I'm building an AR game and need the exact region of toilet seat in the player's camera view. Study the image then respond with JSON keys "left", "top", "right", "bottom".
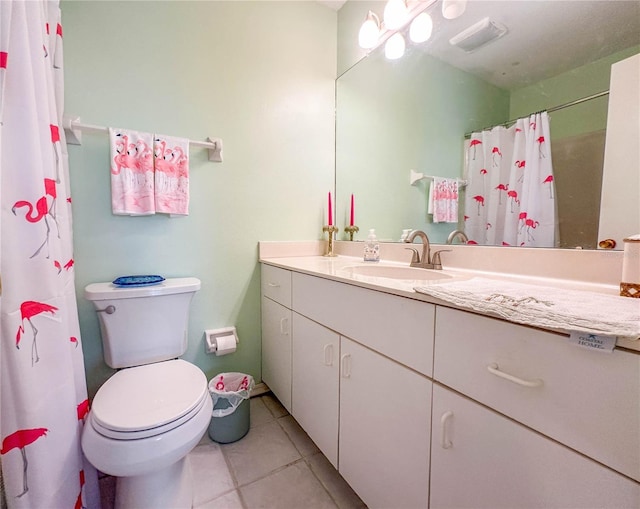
{"left": 91, "top": 359, "right": 209, "bottom": 440}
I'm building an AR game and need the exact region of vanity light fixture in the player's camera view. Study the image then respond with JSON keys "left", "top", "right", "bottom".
{"left": 356, "top": 0, "right": 443, "bottom": 58}
{"left": 358, "top": 11, "right": 381, "bottom": 49}
{"left": 384, "top": 0, "right": 410, "bottom": 30}
{"left": 409, "top": 12, "right": 433, "bottom": 43}
{"left": 385, "top": 32, "right": 406, "bottom": 60}
{"left": 441, "top": 0, "right": 467, "bottom": 20}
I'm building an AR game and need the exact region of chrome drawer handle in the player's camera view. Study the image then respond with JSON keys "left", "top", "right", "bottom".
{"left": 487, "top": 363, "right": 543, "bottom": 388}
{"left": 267, "top": 282, "right": 280, "bottom": 288}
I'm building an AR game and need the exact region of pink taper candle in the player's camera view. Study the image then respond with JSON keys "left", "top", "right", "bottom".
{"left": 350, "top": 194, "right": 354, "bottom": 226}
{"left": 328, "top": 192, "right": 333, "bottom": 226}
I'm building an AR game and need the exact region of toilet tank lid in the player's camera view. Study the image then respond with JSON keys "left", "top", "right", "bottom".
{"left": 84, "top": 277, "right": 201, "bottom": 301}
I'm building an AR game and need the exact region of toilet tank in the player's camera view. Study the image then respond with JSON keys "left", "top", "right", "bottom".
{"left": 84, "top": 277, "right": 201, "bottom": 369}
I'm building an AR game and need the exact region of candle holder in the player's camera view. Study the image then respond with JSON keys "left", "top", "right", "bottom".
{"left": 344, "top": 225, "right": 359, "bottom": 241}
{"left": 322, "top": 225, "right": 339, "bottom": 257}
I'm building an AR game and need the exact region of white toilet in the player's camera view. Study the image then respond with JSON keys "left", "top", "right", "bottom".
{"left": 82, "top": 277, "right": 213, "bottom": 509}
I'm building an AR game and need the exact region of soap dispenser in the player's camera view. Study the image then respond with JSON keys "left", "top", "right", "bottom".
{"left": 364, "top": 229, "right": 380, "bottom": 262}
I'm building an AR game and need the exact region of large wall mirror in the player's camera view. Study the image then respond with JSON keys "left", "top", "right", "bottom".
{"left": 335, "top": 0, "right": 639, "bottom": 249}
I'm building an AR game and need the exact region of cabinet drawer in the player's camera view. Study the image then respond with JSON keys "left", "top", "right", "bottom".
{"left": 261, "top": 264, "right": 292, "bottom": 308}
{"left": 292, "top": 272, "right": 435, "bottom": 377}
{"left": 434, "top": 306, "right": 640, "bottom": 482}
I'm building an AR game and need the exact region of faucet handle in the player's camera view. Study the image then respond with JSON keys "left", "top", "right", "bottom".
{"left": 431, "top": 249, "right": 452, "bottom": 270}
{"left": 404, "top": 247, "right": 421, "bottom": 264}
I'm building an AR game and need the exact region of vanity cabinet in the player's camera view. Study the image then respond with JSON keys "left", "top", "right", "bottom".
{"left": 260, "top": 262, "right": 639, "bottom": 508}
{"left": 261, "top": 265, "right": 293, "bottom": 412}
{"left": 430, "top": 384, "right": 639, "bottom": 508}
{"left": 434, "top": 306, "right": 640, "bottom": 483}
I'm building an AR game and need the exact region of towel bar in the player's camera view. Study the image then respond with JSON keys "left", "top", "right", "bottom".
{"left": 62, "top": 115, "right": 223, "bottom": 162}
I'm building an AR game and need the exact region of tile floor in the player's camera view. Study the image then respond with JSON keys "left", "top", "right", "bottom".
{"left": 99, "top": 393, "right": 367, "bottom": 509}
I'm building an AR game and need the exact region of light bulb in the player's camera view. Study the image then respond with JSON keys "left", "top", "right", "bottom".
{"left": 409, "top": 12, "right": 433, "bottom": 43}
{"left": 442, "top": 0, "right": 467, "bottom": 20}
{"left": 358, "top": 11, "right": 381, "bottom": 49}
{"left": 383, "top": 0, "right": 409, "bottom": 30}
{"left": 385, "top": 33, "right": 405, "bottom": 60}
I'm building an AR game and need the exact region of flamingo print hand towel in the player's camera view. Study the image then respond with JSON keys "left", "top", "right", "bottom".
{"left": 154, "top": 135, "right": 190, "bottom": 216}
{"left": 109, "top": 128, "right": 155, "bottom": 215}
{"left": 431, "top": 177, "right": 458, "bottom": 223}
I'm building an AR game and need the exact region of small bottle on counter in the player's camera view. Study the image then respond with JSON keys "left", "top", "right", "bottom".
{"left": 400, "top": 229, "right": 411, "bottom": 242}
{"left": 364, "top": 229, "right": 380, "bottom": 262}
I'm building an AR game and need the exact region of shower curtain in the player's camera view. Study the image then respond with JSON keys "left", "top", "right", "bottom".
{"left": 464, "top": 112, "right": 557, "bottom": 247}
{"left": 0, "top": 2, "right": 98, "bottom": 508}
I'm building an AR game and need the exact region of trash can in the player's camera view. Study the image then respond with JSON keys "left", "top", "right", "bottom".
{"left": 208, "top": 372, "right": 255, "bottom": 444}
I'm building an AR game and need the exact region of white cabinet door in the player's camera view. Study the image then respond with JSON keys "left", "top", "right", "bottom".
{"left": 261, "top": 296, "right": 292, "bottom": 412}
{"left": 431, "top": 384, "right": 640, "bottom": 509}
{"left": 339, "top": 337, "right": 431, "bottom": 509}
{"left": 291, "top": 313, "right": 339, "bottom": 467}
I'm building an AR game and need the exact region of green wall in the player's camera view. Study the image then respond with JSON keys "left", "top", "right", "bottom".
{"left": 336, "top": 46, "right": 509, "bottom": 242}
{"left": 510, "top": 46, "right": 640, "bottom": 139}
{"left": 62, "top": 1, "right": 336, "bottom": 397}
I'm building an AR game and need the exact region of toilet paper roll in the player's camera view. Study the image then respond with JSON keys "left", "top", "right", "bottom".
{"left": 214, "top": 333, "right": 237, "bottom": 356}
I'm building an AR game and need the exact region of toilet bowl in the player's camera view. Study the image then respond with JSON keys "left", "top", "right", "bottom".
{"left": 82, "top": 359, "right": 212, "bottom": 508}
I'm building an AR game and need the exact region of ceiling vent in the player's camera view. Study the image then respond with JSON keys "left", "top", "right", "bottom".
{"left": 449, "top": 17, "right": 508, "bottom": 52}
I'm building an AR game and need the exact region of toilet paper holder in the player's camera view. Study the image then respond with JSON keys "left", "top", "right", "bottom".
{"left": 205, "top": 327, "right": 239, "bottom": 355}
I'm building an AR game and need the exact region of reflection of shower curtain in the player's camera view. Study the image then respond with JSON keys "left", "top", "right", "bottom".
{"left": 0, "top": 2, "right": 98, "bottom": 507}
{"left": 464, "top": 112, "right": 557, "bottom": 247}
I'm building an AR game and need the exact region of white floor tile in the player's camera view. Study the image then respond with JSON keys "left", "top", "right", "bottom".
{"left": 262, "top": 394, "right": 288, "bottom": 418}
{"left": 241, "top": 461, "right": 338, "bottom": 509}
{"left": 306, "top": 452, "right": 367, "bottom": 509}
{"left": 278, "top": 415, "right": 320, "bottom": 458}
{"left": 189, "top": 442, "right": 235, "bottom": 506}
{"left": 250, "top": 397, "right": 275, "bottom": 428}
{"left": 194, "top": 489, "right": 244, "bottom": 509}
{"left": 222, "top": 420, "right": 301, "bottom": 486}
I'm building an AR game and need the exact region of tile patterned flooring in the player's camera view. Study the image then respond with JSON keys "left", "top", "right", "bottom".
{"left": 99, "top": 394, "right": 367, "bottom": 509}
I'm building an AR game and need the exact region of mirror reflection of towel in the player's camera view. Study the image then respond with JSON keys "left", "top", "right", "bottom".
{"left": 430, "top": 178, "right": 458, "bottom": 223}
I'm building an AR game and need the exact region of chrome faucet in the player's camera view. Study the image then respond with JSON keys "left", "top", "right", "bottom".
{"left": 404, "top": 230, "right": 451, "bottom": 270}
{"left": 446, "top": 229, "right": 469, "bottom": 245}
{"left": 404, "top": 230, "right": 434, "bottom": 269}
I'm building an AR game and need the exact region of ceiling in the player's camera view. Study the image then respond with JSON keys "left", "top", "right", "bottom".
{"left": 326, "top": 1, "right": 640, "bottom": 90}
{"left": 422, "top": 0, "right": 640, "bottom": 89}
{"left": 316, "top": 0, "right": 347, "bottom": 10}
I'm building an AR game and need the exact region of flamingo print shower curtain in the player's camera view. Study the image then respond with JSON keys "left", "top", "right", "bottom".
{"left": 0, "top": 2, "right": 98, "bottom": 507}
{"left": 464, "top": 112, "right": 557, "bottom": 247}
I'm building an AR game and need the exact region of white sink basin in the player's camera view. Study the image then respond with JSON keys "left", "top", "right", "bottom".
{"left": 342, "top": 265, "right": 454, "bottom": 282}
